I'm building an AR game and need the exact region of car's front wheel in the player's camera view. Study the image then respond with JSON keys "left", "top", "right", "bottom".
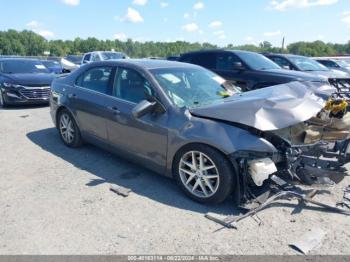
{"left": 173, "top": 144, "right": 235, "bottom": 204}
{"left": 58, "top": 109, "right": 82, "bottom": 148}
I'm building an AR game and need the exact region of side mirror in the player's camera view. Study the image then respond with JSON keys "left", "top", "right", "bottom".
{"left": 132, "top": 100, "right": 157, "bottom": 118}
{"left": 232, "top": 62, "right": 245, "bottom": 71}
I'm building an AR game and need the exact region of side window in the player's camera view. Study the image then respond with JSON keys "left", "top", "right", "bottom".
{"left": 180, "top": 55, "right": 193, "bottom": 63}
{"left": 216, "top": 53, "right": 241, "bottom": 70}
{"left": 113, "top": 68, "right": 153, "bottom": 104}
{"left": 322, "top": 61, "right": 337, "bottom": 68}
{"left": 76, "top": 67, "right": 113, "bottom": 94}
{"left": 191, "top": 53, "right": 216, "bottom": 69}
{"left": 270, "top": 57, "right": 292, "bottom": 69}
{"left": 83, "top": 54, "right": 91, "bottom": 62}
{"left": 91, "top": 53, "right": 101, "bottom": 62}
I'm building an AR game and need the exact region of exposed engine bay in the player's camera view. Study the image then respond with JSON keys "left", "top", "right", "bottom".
{"left": 241, "top": 97, "right": 350, "bottom": 205}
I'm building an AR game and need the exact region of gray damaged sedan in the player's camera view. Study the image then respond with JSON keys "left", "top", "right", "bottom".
{"left": 50, "top": 60, "right": 350, "bottom": 204}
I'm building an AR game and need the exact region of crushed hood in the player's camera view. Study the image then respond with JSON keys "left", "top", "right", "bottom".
{"left": 190, "top": 81, "right": 325, "bottom": 131}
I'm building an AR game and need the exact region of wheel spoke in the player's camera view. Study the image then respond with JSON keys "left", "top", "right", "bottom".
{"left": 192, "top": 179, "right": 200, "bottom": 192}
{"left": 186, "top": 174, "right": 196, "bottom": 185}
{"left": 203, "top": 177, "right": 215, "bottom": 193}
{"left": 198, "top": 180, "right": 209, "bottom": 196}
{"left": 192, "top": 152, "right": 197, "bottom": 169}
{"left": 205, "top": 175, "right": 219, "bottom": 179}
{"left": 202, "top": 165, "right": 216, "bottom": 171}
{"left": 199, "top": 153, "right": 205, "bottom": 171}
{"left": 180, "top": 160, "right": 195, "bottom": 170}
{"left": 179, "top": 168, "right": 196, "bottom": 177}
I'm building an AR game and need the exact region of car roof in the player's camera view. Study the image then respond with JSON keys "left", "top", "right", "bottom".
{"left": 264, "top": 53, "right": 305, "bottom": 58}
{"left": 86, "top": 51, "right": 125, "bottom": 54}
{"left": 0, "top": 58, "right": 43, "bottom": 62}
{"left": 181, "top": 49, "right": 257, "bottom": 56}
{"left": 315, "top": 58, "right": 337, "bottom": 62}
{"left": 87, "top": 59, "right": 200, "bottom": 70}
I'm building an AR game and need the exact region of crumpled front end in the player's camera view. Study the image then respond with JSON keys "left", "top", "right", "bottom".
{"left": 231, "top": 99, "right": 350, "bottom": 204}
{"left": 191, "top": 81, "right": 350, "bottom": 202}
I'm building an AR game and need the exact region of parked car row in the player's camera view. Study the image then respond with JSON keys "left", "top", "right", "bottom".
{"left": 315, "top": 58, "right": 350, "bottom": 75}
{"left": 2, "top": 50, "right": 350, "bottom": 205}
{"left": 177, "top": 50, "right": 327, "bottom": 91}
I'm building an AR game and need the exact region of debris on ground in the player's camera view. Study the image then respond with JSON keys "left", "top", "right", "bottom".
{"left": 19, "top": 115, "right": 30, "bottom": 118}
{"left": 110, "top": 184, "right": 132, "bottom": 197}
{"left": 289, "top": 228, "right": 326, "bottom": 254}
{"left": 337, "top": 185, "right": 350, "bottom": 209}
{"left": 205, "top": 176, "right": 350, "bottom": 230}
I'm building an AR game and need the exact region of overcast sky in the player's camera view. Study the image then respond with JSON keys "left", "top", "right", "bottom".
{"left": 1, "top": 0, "right": 349, "bottom": 46}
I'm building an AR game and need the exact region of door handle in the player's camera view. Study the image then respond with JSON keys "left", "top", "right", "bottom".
{"left": 109, "top": 106, "right": 121, "bottom": 115}
{"left": 68, "top": 93, "right": 77, "bottom": 99}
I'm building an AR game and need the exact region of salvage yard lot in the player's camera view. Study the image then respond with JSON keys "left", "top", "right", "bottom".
{"left": 1, "top": 106, "right": 350, "bottom": 255}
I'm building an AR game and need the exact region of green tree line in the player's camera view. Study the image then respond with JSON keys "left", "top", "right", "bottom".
{"left": 0, "top": 29, "right": 349, "bottom": 58}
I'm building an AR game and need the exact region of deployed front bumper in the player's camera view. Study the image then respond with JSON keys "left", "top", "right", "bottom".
{"left": 231, "top": 139, "right": 350, "bottom": 203}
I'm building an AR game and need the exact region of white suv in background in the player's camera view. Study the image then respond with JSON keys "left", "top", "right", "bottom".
{"left": 81, "top": 51, "right": 128, "bottom": 64}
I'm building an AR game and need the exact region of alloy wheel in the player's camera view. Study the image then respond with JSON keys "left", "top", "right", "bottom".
{"left": 59, "top": 113, "right": 75, "bottom": 144}
{"left": 179, "top": 151, "right": 220, "bottom": 198}
{"left": 0, "top": 90, "right": 4, "bottom": 107}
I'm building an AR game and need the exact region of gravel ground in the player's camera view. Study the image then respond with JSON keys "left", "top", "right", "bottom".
{"left": 1, "top": 106, "right": 350, "bottom": 255}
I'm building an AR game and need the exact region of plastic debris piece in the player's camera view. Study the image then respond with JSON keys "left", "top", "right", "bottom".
{"left": 289, "top": 228, "right": 326, "bottom": 254}
{"left": 110, "top": 184, "right": 132, "bottom": 197}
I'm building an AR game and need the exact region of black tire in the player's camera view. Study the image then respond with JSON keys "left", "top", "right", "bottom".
{"left": 173, "top": 144, "right": 236, "bottom": 204}
{"left": 57, "top": 109, "right": 83, "bottom": 148}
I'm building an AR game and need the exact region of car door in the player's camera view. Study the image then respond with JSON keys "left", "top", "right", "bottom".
{"left": 213, "top": 52, "right": 249, "bottom": 90}
{"left": 104, "top": 66, "right": 168, "bottom": 172}
{"left": 72, "top": 66, "right": 115, "bottom": 143}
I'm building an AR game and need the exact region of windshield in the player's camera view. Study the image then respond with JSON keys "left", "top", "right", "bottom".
{"left": 151, "top": 68, "right": 240, "bottom": 108}
{"left": 0, "top": 60, "right": 50, "bottom": 74}
{"left": 340, "top": 58, "right": 350, "bottom": 65}
{"left": 42, "top": 60, "right": 60, "bottom": 67}
{"left": 236, "top": 52, "right": 281, "bottom": 70}
{"left": 66, "top": 55, "right": 82, "bottom": 65}
{"left": 289, "top": 56, "right": 328, "bottom": 71}
{"left": 101, "top": 52, "right": 126, "bottom": 60}
{"left": 336, "top": 60, "right": 350, "bottom": 67}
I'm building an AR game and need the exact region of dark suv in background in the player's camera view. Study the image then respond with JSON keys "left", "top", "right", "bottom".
{"left": 178, "top": 50, "right": 325, "bottom": 91}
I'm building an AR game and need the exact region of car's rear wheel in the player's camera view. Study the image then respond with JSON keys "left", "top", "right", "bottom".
{"left": 0, "top": 89, "right": 7, "bottom": 108}
{"left": 58, "top": 109, "right": 82, "bottom": 148}
{"left": 174, "top": 144, "right": 235, "bottom": 204}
